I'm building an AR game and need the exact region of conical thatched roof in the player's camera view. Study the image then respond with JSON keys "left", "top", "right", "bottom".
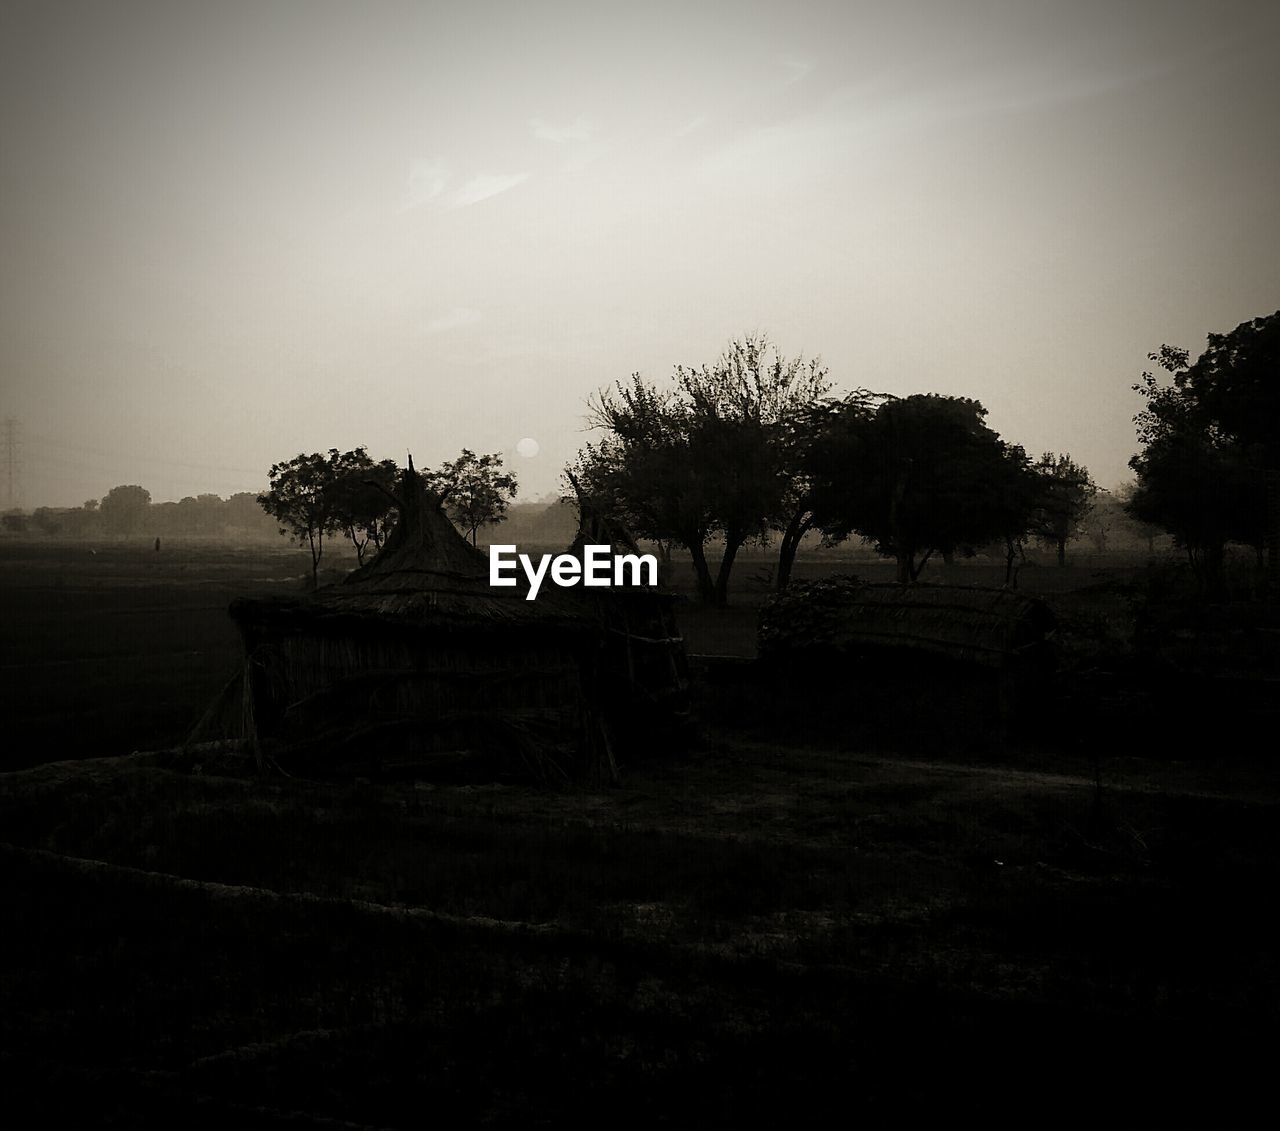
{"left": 346, "top": 459, "right": 491, "bottom": 583}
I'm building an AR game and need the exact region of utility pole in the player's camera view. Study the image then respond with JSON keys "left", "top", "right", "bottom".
{"left": 2, "top": 417, "right": 19, "bottom": 509}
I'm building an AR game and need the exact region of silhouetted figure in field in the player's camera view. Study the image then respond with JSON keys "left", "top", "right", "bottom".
{"left": 154, "top": 537, "right": 161, "bottom": 552}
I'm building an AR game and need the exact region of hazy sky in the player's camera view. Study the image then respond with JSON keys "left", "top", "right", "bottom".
{"left": 2, "top": 0, "right": 1278, "bottom": 506}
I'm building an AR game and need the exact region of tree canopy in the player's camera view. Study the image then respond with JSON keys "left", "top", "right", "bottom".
{"left": 426, "top": 449, "right": 518, "bottom": 546}
{"left": 1127, "top": 332, "right": 1270, "bottom": 594}
{"left": 258, "top": 451, "right": 344, "bottom": 588}
{"left": 574, "top": 334, "right": 831, "bottom": 603}
{"left": 99, "top": 484, "right": 152, "bottom": 537}
{"left": 1028, "top": 453, "right": 1097, "bottom": 566}
{"left": 328, "top": 449, "right": 400, "bottom": 564}
{"left": 807, "top": 394, "right": 1033, "bottom": 584}
{"left": 1176, "top": 310, "right": 1280, "bottom": 465}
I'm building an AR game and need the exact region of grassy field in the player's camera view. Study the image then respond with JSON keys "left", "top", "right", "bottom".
{"left": 0, "top": 535, "right": 1160, "bottom": 766}
{"left": 2, "top": 537, "right": 1277, "bottom": 1122}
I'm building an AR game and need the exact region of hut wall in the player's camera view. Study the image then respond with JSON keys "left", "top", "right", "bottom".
{"left": 244, "top": 622, "right": 590, "bottom": 767}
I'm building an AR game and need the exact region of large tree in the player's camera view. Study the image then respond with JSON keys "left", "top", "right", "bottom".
{"left": 1028, "top": 452, "right": 1097, "bottom": 566}
{"left": 1173, "top": 311, "right": 1280, "bottom": 590}
{"left": 227, "top": 491, "right": 282, "bottom": 538}
{"left": 1128, "top": 341, "right": 1267, "bottom": 595}
{"left": 258, "top": 451, "right": 344, "bottom": 588}
{"left": 329, "top": 448, "right": 400, "bottom": 564}
{"left": 807, "top": 394, "right": 1032, "bottom": 584}
{"left": 99, "top": 484, "right": 152, "bottom": 537}
{"left": 773, "top": 390, "right": 883, "bottom": 591}
{"left": 576, "top": 335, "right": 831, "bottom": 604}
{"left": 175, "top": 493, "right": 228, "bottom": 536}
{"left": 573, "top": 376, "right": 718, "bottom": 598}
{"left": 427, "top": 449, "right": 518, "bottom": 546}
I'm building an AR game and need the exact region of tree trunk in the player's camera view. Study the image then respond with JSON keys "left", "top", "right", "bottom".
{"left": 1056, "top": 537, "right": 1066, "bottom": 567}
{"left": 654, "top": 539, "right": 673, "bottom": 585}
{"left": 1004, "top": 537, "right": 1024, "bottom": 589}
{"left": 775, "top": 511, "right": 812, "bottom": 592}
{"left": 348, "top": 526, "right": 367, "bottom": 566}
{"left": 688, "top": 540, "right": 716, "bottom": 603}
{"left": 895, "top": 550, "right": 913, "bottom": 585}
{"left": 910, "top": 548, "right": 934, "bottom": 582}
{"left": 1190, "top": 540, "right": 1226, "bottom": 600}
{"left": 714, "top": 534, "right": 744, "bottom": 607}
{"left": 307, "top": 528, "right": 321, "bottom": 590}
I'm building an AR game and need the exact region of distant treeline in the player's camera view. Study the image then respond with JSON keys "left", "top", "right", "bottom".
{"left": 0, "top": 490, "right": 584, "bottom": 547}
{"left": 2, "top": 490, "right": 278, "bottom": 540}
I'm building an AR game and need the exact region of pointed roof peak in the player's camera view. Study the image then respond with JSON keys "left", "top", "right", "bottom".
{"left": 337, "top": 461, "right": 488, "bottom": 591}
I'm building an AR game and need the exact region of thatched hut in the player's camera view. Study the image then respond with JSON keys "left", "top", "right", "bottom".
{"left": 226, "top": 464, "right": 688, "bottom": 782}
{"left": 756, "top": 577, "right": 1057, "bottom": 736}
{"left": 759, "top": 577, "right": 1056, "bottom": 671}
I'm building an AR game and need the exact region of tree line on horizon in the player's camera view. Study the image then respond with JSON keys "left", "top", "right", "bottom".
{"left": 2, "top": 489, "right": 277, "bottom": 541}
{"left": 569, "top": 310, "right": 1278, "bottom": 603}
{"left": 571, "top": 334, "right": 1105, "bottom": 603}
{"left": 5, "top": 309, "right": 1274, "bottom": 601}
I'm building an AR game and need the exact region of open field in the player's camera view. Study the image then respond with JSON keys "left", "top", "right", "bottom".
{"left": 3, "top": 538, "right": 1278, "bottom": 1121}
{"left": 0, "top": 540, "right": 318, "bottom": 769}
{"left": 1, "top": 536, "right": 1169, "bottom": 767}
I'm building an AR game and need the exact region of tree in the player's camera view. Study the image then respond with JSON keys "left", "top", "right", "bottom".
{"left": 576, "top": 334, "right": 832, "bottom": 604}
{"left": 329, "top": 449, "right": 400, "bottom": 564}
{"left": 1177, "top": 311, "right": 1280, "bottom": 462}
{"left": 988, "top": 443, "right": 1042, "bottom": 588}
{"left": 227, "top": 491, "right": 282, "bottom": 538}
{"left": 573, "top": 377, "right": 718, "bottom": 598}
{"left": 763, "top": 391, "right": 884, "bottom": 589}
{"left": 1128, "top": 343, "right": 1267, "bottom": 596}
{"left": 807, "top": 394, "right": 1031, "bottom": 584}
{"left": 258, "top": 451, "right": 343, "bottom": 588}
{"left": 32, "top": 507, "right": 63, "bottom": 536}
{"left": 1028, "top": 453, "right": 1097, "bottom": 566}
{"left": 1173, "top": 310, "right": 1280, "bottom": 590}
{"left": 679, "top": 337, "right": 832, "bottom": 602}
{"left": 1113, "top": 480, "right": 1162, "bottom": 557}
{"left": 99, "top": 485, "right": 152, "bottom": 537}
{"left": 1082, "top": 487, "right": 1116, "bottom": 554}
{"left": 426, "top": 449, "right": 518, "bottom": 546}
{"left": 174, "top": 493, "right": 227, "bottom": 535}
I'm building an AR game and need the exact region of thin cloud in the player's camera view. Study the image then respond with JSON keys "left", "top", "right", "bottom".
{"left": 420, "top": 307, "right": 481, "bottom": 336}
{"left": 400, "top": 157, "right": 449, "bottom": 211}
{"left": 530, "top": 116, "right": 596, "bottom": 142}
{"left": 779, "top": 58, "right": 814, "bottom": 86}
{"left": 448, "top": 172, "right": 529, "bottom": 208}
{"left": 672, "top": 114, "right": 709, "bottom": 138}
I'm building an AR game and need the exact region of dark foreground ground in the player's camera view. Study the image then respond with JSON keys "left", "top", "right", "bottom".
{"left": 2, "top": 539, "right": 1278, "bottom": 1122}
